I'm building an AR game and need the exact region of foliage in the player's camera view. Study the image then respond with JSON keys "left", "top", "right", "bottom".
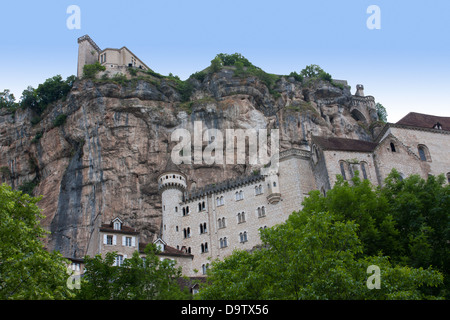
{"left": 0, "top": 184, "right": 73, "bottom": 299}
{"left": 53, "top": 114, "right": 67, "bottom": 127}
{"left": 300, "top": 64, "right": 326, "bottom": 78}
{"left": 17, "top": 180, "right": 38, "bottom": 196}
{"left": 210, "top": 53, "right": 281, "bottom": 98}
{"left": 288, "top": 71, "right": 303, "bottom": 82}
{"left": 198, "top": 171, "right": 448, "bottom": 300}
{"left": 0, "top": 89, "right": 18, "bottom": 111}
{"left": 20, "top": 75, "right": 76, "bottom": 116}
{"left": 82, "top": 61, "right": 106, "bottom": 79}
{"left": 75, "top": 244, "right": 191, "bottom": 300}
{"left": 376, "top": 102, "right": 388, "bottom": 122}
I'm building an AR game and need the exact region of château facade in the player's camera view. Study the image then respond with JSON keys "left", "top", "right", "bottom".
{"left": 155, "top": 112, "right": 450, "bottom": 276}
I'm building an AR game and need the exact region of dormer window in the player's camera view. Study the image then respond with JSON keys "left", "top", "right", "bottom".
{"left": 112, "top": 217, "right": 123, "bottom": 230}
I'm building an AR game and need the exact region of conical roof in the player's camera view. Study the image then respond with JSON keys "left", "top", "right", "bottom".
{"left": 163, "top": 156, "right": 183, "bottom": 174}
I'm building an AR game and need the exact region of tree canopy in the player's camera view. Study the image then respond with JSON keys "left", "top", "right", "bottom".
{"left": 75, "top": 244, "right": 191, "bottom": 300}
{"left": 0, "top": 184, "right": 73, "bottom": 299}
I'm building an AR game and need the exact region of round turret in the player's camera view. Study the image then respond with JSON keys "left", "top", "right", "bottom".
{"left": 157, "top": 157, "right": 187, "bottom": 192}
{"left": 158, "top": 157, "right": 187, "bottom": 245}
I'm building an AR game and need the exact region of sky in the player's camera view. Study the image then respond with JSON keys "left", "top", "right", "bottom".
{"left": 0, "top": 0, "right": 449, "bottom": 122}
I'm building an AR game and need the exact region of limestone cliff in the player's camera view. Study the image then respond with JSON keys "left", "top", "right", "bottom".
{"left": 0, "top": 66, "right": 381, "bottom": 259}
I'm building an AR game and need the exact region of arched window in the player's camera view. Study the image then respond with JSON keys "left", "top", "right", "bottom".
{"left": 239, "top": 190, "right": 243, "bottom": 200}
{"left": 390, "top": 142, "right": 396, "bottom": 152}
{"left": 339, "top": 161, "right": 347, "bottom": 180}
{"left": 418, "top": 145, "right": 430, "bottom": 162}
{"left": 220, "top": 196, "right": 224, "bottom": 205}
{"left": 235, "top": 191, "right": 239, "bottom": 200}
{"left": 261, "top": 206, "right": 266, "bottom": 216}
{"left": 202, "top": 201, "right": 206, "bottom": 210}
{"left": 240, "top": 232, "right": 248, "bottom": 243}
{"left": 198, "top": 202, "right": 202, "bottom": 212}
{"left": 257, "top": 207, "right": 262, "bottom": 217}
{"left": 360, "top": 162, "right": 368, "bottom": 180}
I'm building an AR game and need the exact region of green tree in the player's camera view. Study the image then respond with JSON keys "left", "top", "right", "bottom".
{"left": 20, "top": 75, "right": 76, "bottom": 115}
{"left": 382, "top": 170, "right": 450, "bottom": 297}
{"left": 82, "top": 61, "right": 106, "bottom": 79}
{"left": 0, "top": 89, "right": 18, "bottom": 111}
{"left": 0, "top": 184, "right": 73, "bottom": 299}
{"left": 376, "top": 102, "right": 388, "bottom": 122}
{"left": 76, "top": 244, "right": 190, "bottom": 300}
{"left": 300, "top": 64, "right": 325, "bottom": 78}
{"left": 199, "top": 210, "right": 443, "bottom": 300}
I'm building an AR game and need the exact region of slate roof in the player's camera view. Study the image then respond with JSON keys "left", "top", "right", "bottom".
{"left": 100, "top": 223, "right": 139, "bottom": 235}
{"left": 312, "top": 136, "right": 378, "bottom": 152}
{"left": 396, "top": 112, "right": 450, "bottom": 131}
{"left": 139, "top": 242, "right": 193, "bottom": 258}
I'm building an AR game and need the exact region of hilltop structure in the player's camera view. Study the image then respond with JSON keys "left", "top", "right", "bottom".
{"left": 77, "top": 34, "right": 149, "bottom": 78}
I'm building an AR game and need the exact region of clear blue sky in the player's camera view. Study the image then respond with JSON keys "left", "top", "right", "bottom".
{"left": 1, "top": 0, "right": 449, "bottom": 122}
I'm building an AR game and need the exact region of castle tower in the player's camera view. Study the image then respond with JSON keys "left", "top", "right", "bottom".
{"left": 157, "top": 157, "right": 187, "bottom": 245}
{"left": 77, "top": 35, "right": 101, "bottom": 78}
{"left": 355, "top": 84, "right": 365, "bottom": 97}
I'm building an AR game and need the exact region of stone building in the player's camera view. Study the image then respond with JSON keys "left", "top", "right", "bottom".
{"left": 155, "top": 111, "right": 450, "bottom": 277}
{"left": 77, "top": 34, "right": 149, "bottom": 78}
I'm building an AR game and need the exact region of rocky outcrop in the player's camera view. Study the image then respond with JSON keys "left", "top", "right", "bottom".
{"left": 0, "top": 68, "right": 380, "bottom": 258}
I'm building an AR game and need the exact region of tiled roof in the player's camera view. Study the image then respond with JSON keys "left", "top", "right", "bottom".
{"left": 139, "top": 242, "right": 193, "bottom": 258}
{"left": 100, "top": 223, "right": 139, "bottom": 235}
{"left": 396, "top": 112, "right": 450, "bottom": 131}
{"left": 312, "top": 136, "right": 378, "bottom": 152}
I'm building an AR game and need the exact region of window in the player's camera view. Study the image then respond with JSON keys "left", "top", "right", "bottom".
{"left": 237, "top": 212, "right": 246, "bottom": 223}
{"left": 418, "top": 145, "right": 430, "bottom": 161}
{"left": 273, "top": 182, "right": 277, "bottom": 187}
{"left": 201, "top": 242, "right": 208, "bottom": 253}
{"left": 106, "top": 235, "right": 114, "bottom": 245}
{"left": 390, "top": 142, "right": 396, "bottom": 152}
{"left": 239, "top": 232, "right": 248, "bottom": 243}
{"left": 218, "top": 217, "right": 226, "bottom": 229}
{"left": 339, "top": 161, "right": 347, "bottom": 180}
{"left": 183, "top": 228, "right": 191, "bottom": 239}
{"left": 202, "top": 263, "right": 209, "bottom": 275}
{"left": 125, "top": 237, "right": 132, "bottom": 246}
{"left": 220, "top": 237, "right": 228, "bottom": 248}
{"left": 113, "top": 221, "right": 121, "bottom": 230}
{"left": 257, "top": 206, "right": 266, "bottom": 218}
{"left": 361, "top": 162, "right": 368, "bottom": 180}
{"left": 255, "top": 185, "right": 263, "bottom": 195}
{"left": 235, "top": 190, "right": 244, "bottom": 201}
{"left": 200, "top": 222, "right": 207, "bottom": 234}
{"left": 115, "top": 255, "right": 124, "bottom": 267}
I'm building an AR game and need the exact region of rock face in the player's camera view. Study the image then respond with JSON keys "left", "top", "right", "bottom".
{"left": 0, "top": 68, "right": 381, "bottom": 259}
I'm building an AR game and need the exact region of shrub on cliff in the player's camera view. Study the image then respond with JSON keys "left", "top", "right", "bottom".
{"left": 20, "top": 75, "right": 76, "bottom": 116}
{"left": 82, "top": 61, "right": 106, "bottom": 79}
